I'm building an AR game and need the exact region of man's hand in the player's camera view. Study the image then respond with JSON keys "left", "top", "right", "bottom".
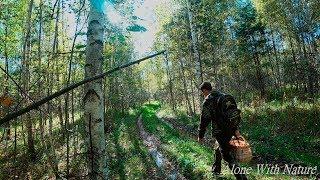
{"left": 198, "top": 137, "right": 204, "bottom": 144}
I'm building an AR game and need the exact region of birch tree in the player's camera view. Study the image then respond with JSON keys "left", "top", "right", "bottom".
{"left": 186, "top": 0, "right": 203, "bottom": 105}
{"left": 84, "top": 0, "right": 107, "bottom": 178}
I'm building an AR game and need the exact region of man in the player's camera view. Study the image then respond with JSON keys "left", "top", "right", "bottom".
{"left": 198, "top": 81, "right": 248, "bottom": 180}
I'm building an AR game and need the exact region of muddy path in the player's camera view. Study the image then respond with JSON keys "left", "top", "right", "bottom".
{"left": 137, "top": 115, "right": 186, "bottom": 180}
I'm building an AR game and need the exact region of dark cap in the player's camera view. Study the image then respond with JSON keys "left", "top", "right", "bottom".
{"left": 199, "top": 81, "right": 212, "bottom": 91}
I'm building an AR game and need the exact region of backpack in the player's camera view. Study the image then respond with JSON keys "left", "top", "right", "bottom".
{"left": 215, "top": 93, "right": 241, "bottom": 130}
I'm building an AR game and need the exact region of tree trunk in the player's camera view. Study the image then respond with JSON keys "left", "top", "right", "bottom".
{"left": 4, "top": 18, "right": 11, "bottom": 141}
{"left": 264, "top": 31, "right": 277, "bottom": 88}
{"left": 38, "top": 0, "right": 45, "bottom": 144}
{"left": 179, "top": 57, "right": 193, "bottom": 115}
{"left": 301, "top": 33, "right": 315, "bottom": 97}
{"left": 64, "top": 2, "right": 81, "bottom": 175}
{"left": 251, "top": 36, "right": 266, "bottom": 99}
{"left": 52, "top": 0, "right": 64, "bottom": 133}
{"left": 186, "top": 0, "right": 203, "bottom": 103}
{"left": 22, "top": 0, "right": 36, "bottom": 161}
{"left": 44, "top": 1, "right": 61, "bottom": 177}
{"left": 84, "top": 2, "right": 107, "bottom": 178}
{"left": 288, "top": 35, "right": 300, "bottom": 89}
{"left": 164, "top": 52, "right": 176, "bottom": 111}
{"left": 271, "top": 31, "right": 281, "bottom": 88}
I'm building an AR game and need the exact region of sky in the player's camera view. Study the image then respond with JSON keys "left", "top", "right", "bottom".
{"left": 0, "top": 0, "right": 175, "bottom": 72}
{"left": 64, "top": 0, "right": 175, "bottom": 57}
{"left": 130, "top": 0, "right": 166, "bottom": 56}
{"left": 106, "top": 0, "right": 174, "bottom": 56}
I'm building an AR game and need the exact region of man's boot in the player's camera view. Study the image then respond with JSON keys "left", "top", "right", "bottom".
{"left": 212, "top": 162, "right": 222, "bottom": 175}
{"left": 212, "top": 148, "right": 222, "bottom": 175}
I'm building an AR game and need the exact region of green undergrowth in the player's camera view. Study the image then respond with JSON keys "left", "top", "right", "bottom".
{"left": 141, "top": 102, "right": 318, "bottom": 179}
{"left": 0, "top": 112, "right": 87, "bottom": 179}
{"left": 240, "top": 100, "right": 320, "bottom": 167}
{"left": 157, "top": 99, "right": 319, "bottom": 179}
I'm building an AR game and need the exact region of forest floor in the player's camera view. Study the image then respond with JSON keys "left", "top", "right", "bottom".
{"left": 1, "top": 100, "right": 319, "bottom": 179}
{"left": 139, "top": 103, "right": 314, "bottom": 180}
{"left": 137, "top": 115, "right": 186, "bottom": 179}
{"left": 105, "top": 111, "right": 164, "bottom": 179}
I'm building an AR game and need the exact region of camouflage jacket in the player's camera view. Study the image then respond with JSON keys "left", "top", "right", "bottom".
{"left": 198, "top": 91, "right": 239, "bottom": 139}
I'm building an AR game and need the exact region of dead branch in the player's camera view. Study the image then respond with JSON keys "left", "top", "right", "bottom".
{"left": 0, "top": 50, "right": 165, "bottom": 125}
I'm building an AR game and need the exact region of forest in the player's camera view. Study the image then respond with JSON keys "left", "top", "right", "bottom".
{"left": 0, "top": 0, "right": 319, "bottom": 179}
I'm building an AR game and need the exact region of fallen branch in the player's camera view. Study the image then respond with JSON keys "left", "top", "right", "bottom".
{"left": 0, "top": 66, "right": 47, "bottom": 115}
{"left": 0, "top": 50, "right": 165, "bottom": 125}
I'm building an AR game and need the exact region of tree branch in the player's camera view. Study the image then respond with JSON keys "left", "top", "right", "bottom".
{"left": 0, "top": 50, "right": 165, "bottom": 125}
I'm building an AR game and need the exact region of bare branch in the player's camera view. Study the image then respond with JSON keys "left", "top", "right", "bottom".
{"left": 0, "top": 50, "right": 166, "bottom": 125}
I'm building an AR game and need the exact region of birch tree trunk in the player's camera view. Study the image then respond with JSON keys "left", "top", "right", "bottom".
{"left": 186, "top": 0, "right": 203, "bottom": 103}
{"left": 37, "top": 0, "right": 45, "bottom": 145}
{"left": 84, "top": 1, "right": 107, "bottom": 178}
{"left": 164, "top": 52, "right": 176, "bottom": 111}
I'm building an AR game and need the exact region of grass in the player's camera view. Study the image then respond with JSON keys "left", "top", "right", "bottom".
{"left": 240, "top": 100, "right": 320, "bottom": 167}
{"left": 141, "top": 103, "right": 234, "bottom": 179}
{"left": 1, "top": 98, "right": 318, "bottom": 179}
{"left": 167, "top": 99, "right": 320, "bottom": 167}
{"left": 142, "top": 101, "right": 319, "bottom": 179}
{"left": 105, "top": 110, "right": 163, "bottom": 179}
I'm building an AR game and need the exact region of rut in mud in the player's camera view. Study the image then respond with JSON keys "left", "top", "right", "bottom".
{"left": 137, "top": 115, "right": 186, "bottom": 180}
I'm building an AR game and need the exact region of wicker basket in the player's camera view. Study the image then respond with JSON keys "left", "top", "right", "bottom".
{"left": 229, "top": 137, "right": 252, "bottom": 163}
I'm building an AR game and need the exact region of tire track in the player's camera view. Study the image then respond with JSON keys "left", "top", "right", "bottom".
{"left": 137, "top": 115, "right": 186, "bottom": 180}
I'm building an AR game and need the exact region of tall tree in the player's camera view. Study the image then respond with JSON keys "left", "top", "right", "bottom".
{"left": 186, "top": 0, "right": 203, "bottom": 104}
{"left": 22, "top": 0, "right": 36, "bottom": 160}
{"left": 84, "top": 0, "right": 107, "bottom": 178}
{"left": 235, "top": 1, "right": 267, "bottom": 98}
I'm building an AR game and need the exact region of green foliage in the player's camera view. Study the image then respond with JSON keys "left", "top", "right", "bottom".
{"left": 126, "top": 24, "right": 147, "bottom": 32}
{"left": 75, "top": 44, "right": 86, "bottom": 50}
{"left": 240, "top": 100, "right": 320, "bottom": 167}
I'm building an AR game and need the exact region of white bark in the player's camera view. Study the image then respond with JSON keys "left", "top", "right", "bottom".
{"left": 186, "top": 0, "right": 203, "bottom": 106}
{"left": 186, "top": 0, "right": 203, "bottom": 87}
{"left": 84, "top": 2, "right": 107, "bottom": 179}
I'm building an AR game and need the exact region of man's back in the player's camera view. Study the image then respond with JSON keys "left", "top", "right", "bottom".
{"left": 198, "top": 82, "right": 248, "bottom": 180}
{"left": 200, "top": 90, "right": 240, "bottom": 137}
